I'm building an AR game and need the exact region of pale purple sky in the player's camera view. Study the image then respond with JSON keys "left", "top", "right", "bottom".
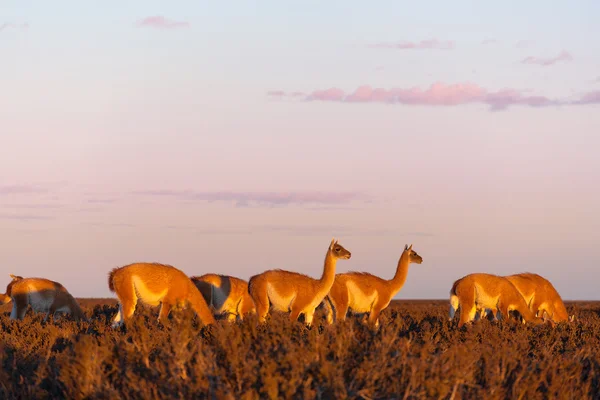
{"left": 1, "top": 2, "right": 599, "bottom": 299}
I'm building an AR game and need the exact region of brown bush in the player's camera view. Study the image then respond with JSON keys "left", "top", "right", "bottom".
{"left": 0, "top": 299, "right": 598, "bottom": 399}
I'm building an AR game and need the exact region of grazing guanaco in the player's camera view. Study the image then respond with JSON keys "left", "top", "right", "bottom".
{"left": 248, "top": 238, "right": 351, "bottom": 326}
{"left": 449, "top": 273, "right": 546, "bottom": 328}
{"left": 476, "top": 273, "right": 574, "bottom": 324}
{"left": 324, "top": 244, "right": 423, "bottom": 328}
{"left": 191, "top": 274, "right": 255, "bottom": 321}
{"left": 1, "top": 274, "right": 88, "bottom": 322}
{"left": 504, "top": 273, "right": 573, "bottom": 323}
{"left": 108, "top": 262, "right": 215, "bottom": 327}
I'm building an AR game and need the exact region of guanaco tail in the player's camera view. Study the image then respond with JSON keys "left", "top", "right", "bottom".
{"left": 1, "top": 274, "right": 88, "bottom": 322}
{"left": 323, "top": 244, "right": 423, "bottom": 328}
{"left": 449, "top": 273, "right": 546, "bottom": 328}
{"left": 108, "top": 262, "right": 216, "bottom": 327}
{"left": 191, "top": 274, "right": 255, "bottom": 321}
{"left": 248, "top": 238, "right": 351, "bottom": 326}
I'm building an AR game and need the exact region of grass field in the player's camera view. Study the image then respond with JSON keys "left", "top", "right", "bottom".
{"left": 1, "top": 299, "right": 598, "bottom": 399}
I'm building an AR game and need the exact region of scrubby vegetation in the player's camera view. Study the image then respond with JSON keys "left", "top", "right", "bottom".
{"left": 0, "top": 299, "right": 598, "bottom": 399}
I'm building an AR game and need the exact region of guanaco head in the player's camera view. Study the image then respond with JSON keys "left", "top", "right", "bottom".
{"left": 1, "top": 274, "right": 22, "bottom": 305}
{"left": 329, "top": 238, "right": 352, "bottom": 260}
{"left": 405, "top": 244, "right": 423, "bottom": 264}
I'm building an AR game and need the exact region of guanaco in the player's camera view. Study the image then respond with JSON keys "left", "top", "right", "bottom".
{"left": 449, "top": 273, "right": 545, "bottom": 328}
{"left": 324, "top": 244, "right": 423, "bottom": 328}
{"left": 191, "top": 274, "right": 255, "bottom": 321}
{"left": 504, "top": 273, "right": 573, "bottom": 323}
{"left": 108, "top": 262, "right": 215, "bottom": 327}
{"left": 248, "top": 238, "right": 351, "bottom": 326}
{"left": 1, "top": 274, "right": 88, "bottom": 322}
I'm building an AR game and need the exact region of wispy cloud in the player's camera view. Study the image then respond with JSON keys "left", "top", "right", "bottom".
{"left": 521, "top": 50, "right": 572, "bottom": 66}
{"left": 0, "top": 203, "right": 63, "bottom": 210}
{"left": 137, "top": 16, "right": 189, "bottom": 29}
{"left": 571, "top": 90, "right": 600, "bottom": 105}
{"left": 0, "top": 22, "right": 28, "bottom": 32}
{"left": 369, "top": 39, "right": 454, "bottom": 50}
{"left": 269, "top": 82, "right": 600, "bottom": 111}
{"left": 0, "top": 214, "right": 53, "bottom": 221}
{"left": 133, "top": 190, "right": 364, "bottom": 207}
{"left": 86, "top": 198, "right": 117, "bottom": 204}
{"left": 481, "top": 38, "right": 498, "bottom": 45}
{"left": 0, "top": 185, "right": 48, "bottom": 195}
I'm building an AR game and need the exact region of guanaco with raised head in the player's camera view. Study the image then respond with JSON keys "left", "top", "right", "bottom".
{"left": 248, "top": 238, "right": 351, "bottom": 326}
{"left": 191, "top": 274, "right": 255, "bottom": 321}
{"left": 1, "top": 274, "right": 88, "bottom": 322}
{"left": 449, "top": 273, "right": 546, "bottom": 328}
{"left": 323, "top": 244, "right": 423, "bottom": 328}
{"left": 108, "top": 262, "right": 215, "bottom": 327}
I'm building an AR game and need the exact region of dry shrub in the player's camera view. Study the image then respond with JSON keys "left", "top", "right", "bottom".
{"left": 0, "top": 299, "right": 599, "bottom": 399}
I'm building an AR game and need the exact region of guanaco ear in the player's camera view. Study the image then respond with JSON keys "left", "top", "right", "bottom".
{"left": 404, "top": 244, "right": 408, "bottom": 250}
{"left": 9, "top": 274, "right": 21, "bottom": 281}
{"left": 330, "top": 238, "right": 336, "bottom": 249}
{"left": 408, "top": 244, "right": 413, "bottom": 250}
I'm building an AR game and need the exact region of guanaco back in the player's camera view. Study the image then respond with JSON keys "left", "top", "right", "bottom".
{"left": 324, "top": 244, "right": 423, "bottom": 328}
{"left": 449, "top": 273, "right": 545, "bottom": 328}
{"left": 191, "top": 274, "right": 255, "bottom": 321}
{"left": 108, "top": 262, "right": 215, "bottom": 327}
{"left": 248, "top": 238, "right": 351, "bottom": 326}
{"left": 1, "top": 274, "right": 88, "bottom": 322}
{"left": 505, "top": 272, "right": 573, "bottom": 323}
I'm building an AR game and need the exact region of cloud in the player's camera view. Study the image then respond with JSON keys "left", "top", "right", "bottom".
{"left": 481, "top": 39, "right": 498, "bottom": 45}
{"left": 0, "top": 185, "right": 48, "bottom": 195}
{"left": 521, "top": 50, "right": 572, "bottom": 66}
{"left": 86, "top": 198, "right": 117, "bottom": 204}
{"left": 270, "top": 82, "right": 559, "bottom": 111}
{"left": 369, "top": 39, "right": 454, "bottom": 50}
{"left": 0, "top": 214, "right": 53, "bottom": 221}
{"left": 137, "top": 16, "right": 189, "bottom": 29}
{"left": 133, "top": 190, "right": 364, "bottom": 207}
{"left": 0, "top": 22, "right": 28, "bottom": 32}
{"left": 0, "top": 203, "right": 63, "bottom": 209}
{"left": 571, "top": 90, "right": 600, "bottom": 105}
{"left": 267, "top": 90, "right": 305, "bottom": 99}
{"left": 515, "top": 40, "right": 531, "bottom": 48}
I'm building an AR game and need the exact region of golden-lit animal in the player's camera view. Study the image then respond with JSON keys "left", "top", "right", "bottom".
{"left": 324, "top": 244, "right": 423, "bottom": 328}
{"left": 1, "top": 274, "right": 87, "bottom": 322}
{"left": 449, "top": 273, "right": 546, "bottom": 328}
{"left": 248, "top": 238, "right": 351, "bottom": 326}
{"left": 108, "top": 262, "right": 215, "bottom": 327}
{"left": 191, "top": 274, "right": 255, "bottom": 321}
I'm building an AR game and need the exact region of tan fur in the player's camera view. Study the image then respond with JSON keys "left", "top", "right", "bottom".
{"left": 191, "top": 274, "right": 255, "bottom": 321}
{"left": 449, "top": 273, "right": 545, "bottom": 328}
{"left": 505, "top": 273, "right": 572, "bottom": 323}
{"left": 248, "top": 238, "right": 351, "bottom": 326}
{"left": 324, "top": 244, "right": 423, "bottom": 328}
{"left": 1, "top": 274, "right": 87, "bottom": 322}
{"left": 108, "top": 262, "right": 215, "bottom": 327}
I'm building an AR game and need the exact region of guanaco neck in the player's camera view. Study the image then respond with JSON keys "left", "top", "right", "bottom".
{"left": 319, "top": 250, "right": 337, "bottom": 289}
{"left": 389, "top": 250, "right": 411, "bottom": 293}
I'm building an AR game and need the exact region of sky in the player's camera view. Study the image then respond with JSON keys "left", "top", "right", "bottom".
{"left": 1, "top": 1, "right": 599, "bottom": 299}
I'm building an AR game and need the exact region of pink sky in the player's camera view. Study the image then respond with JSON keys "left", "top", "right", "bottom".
{"left": 1, "top": 2, "right": 599, "bottom": 299}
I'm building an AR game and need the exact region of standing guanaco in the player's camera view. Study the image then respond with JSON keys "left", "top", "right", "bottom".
{"left": 248, "top": 238, "right": 351, "bottom": 326}
{"left": 108, "top": 262, "right": 215, "bottom": 327}
{"left": 324, "top": 244, "right": 423, "bottom": 328}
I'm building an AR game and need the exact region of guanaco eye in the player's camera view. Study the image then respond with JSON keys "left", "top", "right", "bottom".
{"left": 335, "top": 248, "right": 340, "bottom": 252}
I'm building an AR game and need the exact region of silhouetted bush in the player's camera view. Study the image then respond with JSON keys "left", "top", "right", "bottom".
{"left": 0, "top": 300, "right": 598, "bottom": 399}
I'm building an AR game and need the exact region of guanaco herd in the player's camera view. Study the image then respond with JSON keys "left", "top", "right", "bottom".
{"left": 0, "top": 238, "right": 574, "bottom": 330}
